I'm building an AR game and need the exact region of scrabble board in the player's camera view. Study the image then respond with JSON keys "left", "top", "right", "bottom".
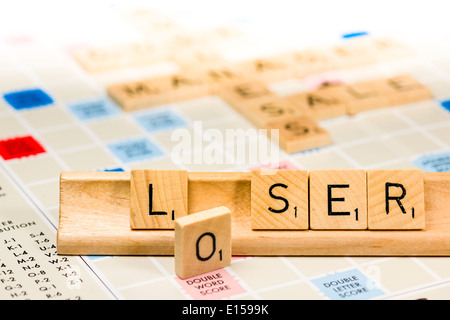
{"left": 1, "top": 0, "right": 450, "bottom": 301}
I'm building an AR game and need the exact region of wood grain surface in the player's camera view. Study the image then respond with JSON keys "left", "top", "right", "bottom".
{"left": 57, "top": 171, "right": 450, "bottom": 256}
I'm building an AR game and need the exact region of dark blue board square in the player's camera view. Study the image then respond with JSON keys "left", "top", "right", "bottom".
{"left": 3, "top": 89, "right": 54, "bottom": 110}
{"left": 103, "top": 167, "right": 125, "bottom": 172}
{"left": 440, "top": 99, "right": 450, "bottom": 112}
{"left": 342, "top": 31, "right": 369, "bottom": 39}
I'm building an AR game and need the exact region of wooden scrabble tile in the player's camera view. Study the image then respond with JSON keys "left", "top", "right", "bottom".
{"left": 326, "top": 79, "right": 390, "bottom": 115}
{"left": 122, "top": 9, "right": 181, "bottom": 39}
{"left": 218, "top": 81, "right": 277, "bottom": 112}
{"left": 251, "top": 169, "right": 309, "bottom": 230}
{"left": 309, "top": 170, "right": 367, "bottom": 230}
{"left": 107, "top": 80, "right": 158, "bottom": 111}
{"left": 284, "top": 86, "right": 347, "bottom": 120}
{"left": 74, "top": 47, "right": 119, "bottom": 73}
{"left": 130, "top": 170, "right": 188, "bottom": 229}
{"left": 175, "top": 206, "right": 231, "bottom": 279}
{"left": 328, "top": 39, "right": 377, "bottom": 69}
{"left": 167, "top": 32, "right": 202, "bottom": 51}
{"left": 170, "top": 47, "right": 226, "bottom": 70}
{"left": 196, "top": 26, "right": 245, "bottom": 44}
{"left": 108, "top": 73, "right": 209, "bottom": 111}
{"left": 266, "top": 116, "right": 331, "bottom": 154}
{"left": 163, "top": 73, "right": 211, "bottom": 101}
{"left": 75, "top": 42, "right": 165, "bottom": 73}
{"left": 243, "top": 97, "right": 313, "bottom": 128}
{"left": 367, "top": 169, "right": 425, "bottom": 230}
{"left": 125, "top": 42, "right": 168, "bottom": 67}
{"left": 234, "top": 55, "right": 295, "bottom": 83}
{"left": 377, "top": 74, "right": 432, "bottom": 106}
{"left": 289, "top": 49, "right": 336, "bottom": 77}
{"left": 202, "top": 65, "right": 246, "bottom": 94}
{"left": 107, "top": 81, "right": 161, "bottom": 111}
{"left": 371, "top": 38, "right": 412, "bottom": 61}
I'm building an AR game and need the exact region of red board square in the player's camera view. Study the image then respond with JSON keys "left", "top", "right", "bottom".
{"left": 0, "top": 136, "right": 46, "bottom": 160}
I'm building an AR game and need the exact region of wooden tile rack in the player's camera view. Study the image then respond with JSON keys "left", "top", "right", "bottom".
{"left": 57, "top": 171, "right": 450, "bottom": 256}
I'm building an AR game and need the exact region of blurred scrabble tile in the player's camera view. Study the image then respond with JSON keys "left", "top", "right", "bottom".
{"left": 75, "top": 42, "right": 165, "bottom": 72}
{"left": 74, "top": 47, "right": 117, "bottom": 72}
{"left": 218, "top": 81, "right": 277, "bottom": 112}
{"left": 309, "top": 169, "right": 367, "bottom": 230}
{"left": 285, "top": 86, "right": 347, "bottom": 120}
{"left": 170, "top": 46, "right": 226, "bottom": 70}
{"left": 122, "top": 8, "right": 180, "bottom": 38}
{"left": 327, "top": 79, "right": 390, "bottom": 114}
{"left": 367, "top": 169, "right": 425, "bottom": 230}
{"left": 130, "top": 170, "right": 188, "bottom": 229}
{"left": 251, "top": 169, "right": 309, "bottom": 230}
{"left": 234, "top": 55, "right": 296, "bottom": 83}
{"left": 371, "top": 38, "right": 412, "bottom": 61}
{"left": 266, "top": 116, "right": 331, "bottom": 154}
{"left": 107, "top": 80, "right": 162, "bottom": 111}
{"left": 167, "top": 32, "right": 203, "bottom": 51}
{"left": 196, "top": 26, "right": 245, "bottom": 45}
{"left": 124, "top": 42, "right": 168, "bottom": 67}
{"left": 149, "top": 73, "right": 210, "bottom": 102}
{"left": 108, "top": 73, "right": 209, "bottom": 111}
{"left": 378, "top": 74, "right": 433, "bottom": 106}
{"left": 289, "top": 49, "right": 336, "bottom": 77}
{"left": 175, "top": 206, "right": 231, "bottom": 279}
{"left": 329, "top": 39, "right": 377, "bottom": 69}
{"left": 243, "top": 97, "right": 312, "bottom": 128}
{"left": 201, "top": 65, "right": 247, "bottom": 94}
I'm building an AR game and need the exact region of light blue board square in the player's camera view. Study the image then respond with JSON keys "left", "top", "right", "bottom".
{"left": 413, "top": 152, "right": 450, "bottom": 172}
{"left": 311, "top": 269, "right": 384, "bottom": 300}
{"left": 107, "top": 137, "right": 164, "bottom": 163}
{"left": 68, "top": 98, "right": 120, "bottom": 121}
{"left": 87, "top": 255, "right": 112, "bottom": 261}
{"left": 133, "top": 108, "right": 187, "bottom": 133}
